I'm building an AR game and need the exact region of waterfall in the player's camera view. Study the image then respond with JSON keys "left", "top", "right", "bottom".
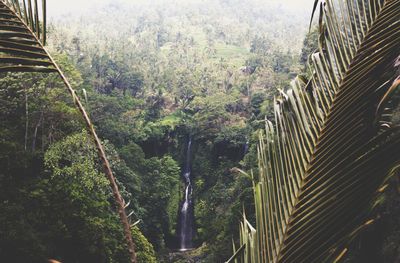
{"left": 178, "top": 137, "right": 194, "bottom": 251}
{"left": 243, "top": 140, "right": 249, "bottom": 157}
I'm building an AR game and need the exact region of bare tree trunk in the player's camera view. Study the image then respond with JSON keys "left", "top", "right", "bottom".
{"left": 32, "top": 110, "right": 43, "bottom": 152}
{"left": 247, "top": 76, "right": 251, "bottom": 98}
{"left": 24, "top": 86, "right": 29, "bottom": 151}
{"left": 41, "top": 114, "right": 45, "bottom": 152}
{"left": 48, "top": 123, "right": 54, "bottom": 145}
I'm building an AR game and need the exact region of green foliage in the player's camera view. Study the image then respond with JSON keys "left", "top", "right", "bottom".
{"left": 0, "top": 57, "right": 154, "bottom": 262}
{"left": 131, "top": 226, "right": 157, "bottom": 263}
{"left": 1, "top": 0, "right": 320, "bottom": 261}
{"left": 299, "top": 27, "right": 319, "bottom": 71}
{"left": 0, "top": 130, "right": 156, "bottom": 263}
{"left": 119, "top": 141, "right": 181, "bottom": 252}
{"left": 44, "top": 131, "right": 109, "bottom": 193}
{"left": 44, "top": 131, "right": 129, "bottom": 262}
{"left": 139, "top": 155, "right": 181, "bottom": 250}
{"left": 42, "top": 1, "right": 307, "bottom": 257}
{"left": 189, "top": 141, "right": 254, "bottom": 262}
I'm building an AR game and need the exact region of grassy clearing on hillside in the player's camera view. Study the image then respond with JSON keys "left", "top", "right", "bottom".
{"left": 160, "top": 28, "right": 250, "bottom": 69}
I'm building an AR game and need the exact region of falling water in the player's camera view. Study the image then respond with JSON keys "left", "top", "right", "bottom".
{"left": 178, "top": 137, "right": 194, "bottom": 251}
{"left": 243, "top": 140, "right": 249, "bottom": 157}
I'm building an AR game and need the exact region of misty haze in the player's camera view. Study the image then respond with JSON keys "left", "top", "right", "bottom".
{"left": 1, "top": 0, "right": 399, "bottom": 263}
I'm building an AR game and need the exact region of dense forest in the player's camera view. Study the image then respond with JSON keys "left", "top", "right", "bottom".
{"left": 1, "top": 0, "right": 399, "bottom": 263}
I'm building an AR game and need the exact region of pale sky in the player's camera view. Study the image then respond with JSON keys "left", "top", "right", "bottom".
{"left": 48, "top": 0, "right": 314, "bottom": 18}
{"left": 48, "top": 0, "right": 106, "bottom": 17}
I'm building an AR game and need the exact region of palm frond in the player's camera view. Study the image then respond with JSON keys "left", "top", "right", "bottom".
{"left": 0, "top": 0, "right": 52, "bottom": 72}
{"left": 227, "top": 213, "right": 258, "bottom": 263}
{"left": 233, "top": 0, "right": 400, "bottom": 262}
{"left": 0, "top": 1, "right": 137, "bottom": 262}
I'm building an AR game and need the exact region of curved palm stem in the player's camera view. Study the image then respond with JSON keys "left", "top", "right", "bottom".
{"left": 0, "top": 1, "right": 137, "bottom": 261}
{"left": 46, "top": 51, "right": 138, "bottom": 263}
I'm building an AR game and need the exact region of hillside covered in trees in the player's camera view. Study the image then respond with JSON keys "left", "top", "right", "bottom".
{"left": 1, "top": 0, "right": 399, "bottom": 263}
